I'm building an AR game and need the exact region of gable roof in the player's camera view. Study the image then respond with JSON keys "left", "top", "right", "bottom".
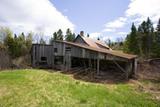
{"left": 55, "top": 40, "right": 137, "bottom": 60}
{"left": 74, "top": 35, "right": 111, "bottom": 50}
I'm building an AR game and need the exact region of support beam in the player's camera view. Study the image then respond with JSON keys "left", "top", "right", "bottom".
{"left": 52, "top": 42, "right": 55, "bottom": 69}
{"left": 63, "top": 43, "right": 66, "bottom": 71}
{"left": 89, "top": 58, "right": 91, "bottom": 69}
{"left": 134, "top": 58, "right": 138, "bottom": 75}
{"left": 97, "top": 52, "right": 100, "bottom": 75}
{"left": 113, "top": 60, "right": 126, "bottom": 73}
{"left": 112, "top": 59, "right": 132, "bottom": 80}
{"left": 125, "top": 61, "right": 132, "bottom": 80}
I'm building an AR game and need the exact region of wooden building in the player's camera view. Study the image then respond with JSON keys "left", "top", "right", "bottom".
{"left": 31, "top": 33, "right": 137, "bottom": 79}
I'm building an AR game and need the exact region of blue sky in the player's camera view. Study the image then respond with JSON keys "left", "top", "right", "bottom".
{"left": 52, "top": 0, "right": 129, "bottom": 32}
{"left": 0, "top": 0, "right": 160, "bottom": 42}
{"left": 52, "top": 0, "right": 131, "bottom": 41}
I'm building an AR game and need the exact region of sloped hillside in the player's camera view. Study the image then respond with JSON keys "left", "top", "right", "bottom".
{"left": 0, "top": 69, "right": 159, "bottom": 107}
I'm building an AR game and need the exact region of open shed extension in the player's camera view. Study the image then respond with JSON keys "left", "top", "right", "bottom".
{"left": 69, "top": 56, "right": 135, "bottom": 79}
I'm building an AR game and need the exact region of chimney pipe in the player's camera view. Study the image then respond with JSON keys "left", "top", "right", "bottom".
{"left": 80, "top": 31, "right": 84, "bottom": 36}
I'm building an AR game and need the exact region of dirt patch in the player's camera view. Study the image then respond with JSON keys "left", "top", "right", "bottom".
{"left": 137, "top": 60, "right": 160, "bottom": 81}
{"left": 61, "top": 68, "right": 127, "bottom": 84}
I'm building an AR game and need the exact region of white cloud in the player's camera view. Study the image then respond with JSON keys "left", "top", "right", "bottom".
{"left": 89, "top": 32, "right": 101, "bottom": 39}
{"left": 126, "top": 0, "right": 160, "bottom": 23}
{"left": 101, "top": 0, "right": 160, "bottom": 41}
{"left": 117, "top": 32, "right": 128, "bottom": 35}
{"left": 0, "top": 0, "right": 74, "bottom": 35}
{"left": 102, "top": 28, "right": 115, "bottom": 32}
{"left": 104, "top": 17, "right": 127, "bottom": 29}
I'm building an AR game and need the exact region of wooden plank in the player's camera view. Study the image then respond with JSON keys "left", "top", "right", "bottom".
{"left": 112, "top": 60, "right": 126, "bottom": 73}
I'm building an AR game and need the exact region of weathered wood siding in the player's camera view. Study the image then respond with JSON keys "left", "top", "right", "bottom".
{"left": 32, "top": 44, "right": 53, "bottom": 67}
{"left": 74, "top": 36, "right": 88, "bottom": 46}
{"left": 32, "top": 41, "right": 136, "bottom": 78}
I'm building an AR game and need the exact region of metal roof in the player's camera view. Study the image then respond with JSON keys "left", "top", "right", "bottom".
{"left": 75, "top": 35, "right": 111, "bottom": 50}
{"left": 55, "top": 40, "right": 137, "bottom": 60}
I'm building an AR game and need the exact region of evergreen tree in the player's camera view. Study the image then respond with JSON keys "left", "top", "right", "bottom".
{"left": 65, "top": 28, "right": 75, "bottom": 42}
{"left": 156, "top": 18, "right": 160, "bottom": 32}
{"left": 87, "top": 33, "right": 90, "bottom": 37}
{"left": 26, "top": 32, "right": 33, "bottom": 53}
{"left": 40, "top": 38, "right": 46, "bottom": 44}
{"left": 151, "top": 18, "right": 160, "bottom": 57}
{"left": 3, "top": 28, "right": 14, "bottom": 56}
{"left": 123, "top": 18, "right": 160, "bottom": 58}
{"left": 57, "top": 29, "right": 63, "bottom": 40}
{"left": 14, "top": 34, "right": 17, "bottom": 39}
{"left": 53, "top": 32, "right": 58, "bottom": 40}
{"left": 124, "top": 23, "right": 139, "bottom": 54}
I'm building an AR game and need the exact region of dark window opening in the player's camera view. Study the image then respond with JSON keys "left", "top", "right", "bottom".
{"left": 41, "top": 57, "right": 47, "bottom": 61}
{"left": 54, "top": 48, "right": 58, "bottom": 53}
{"left": 65, "top": 47, "right": 71, "bottom": 51}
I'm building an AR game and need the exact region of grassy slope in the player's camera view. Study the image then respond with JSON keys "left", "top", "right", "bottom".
{"left": 0, "top": 69, "right": 159, "bottom": 107}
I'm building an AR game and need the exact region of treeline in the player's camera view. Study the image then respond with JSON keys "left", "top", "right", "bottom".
{"left": 49, "top": 28, "right": 76, "bottom": 44}
{"left": 0, "top": 27, "right": 32, "bottom": 58}
{"left": 0, "top": 27, "right": 77, "bottom": 58}
{"left": 123, "top": 18, "right": 160, "bottom": 58}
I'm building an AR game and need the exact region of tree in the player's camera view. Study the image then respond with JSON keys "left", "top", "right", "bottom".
{"left": 57, "top": 29, "right": 63, "bottom": 40}
{"left": 0, "top": 27, "right": 7, "bottom": 44}
{"left": 65, "top": 28, "right": 75, "bottom": 42}
{"left": 40, "top": 38, "right": 46, "bottom": 44}
{"left": 26, "top": 32, "right": 33, "bottom": 53}
{"left": 105, "top": 38, "right": 112, "bottom": 47}
{"left": 3, "top": 28, "right": 15, "bottom": 56}
{"left": 49, "top": 32, "right": 57, "bottom": 44}
{"left": 156, "top": 18, "right": 160, "bottom": 32}
{"left": 124, "top": 23, "right": 139, "bottom": 54}
{"left": 123, "top": 18, "right": 160, "bottom": 58}
{"left": 87, "top": 33, "right": 90, "bottom": 37}
{"left": 53, "top": 32, "right": 58, "bottom": 40}
{"left": 151, "top": 18, "right": 160, "bottom": 57}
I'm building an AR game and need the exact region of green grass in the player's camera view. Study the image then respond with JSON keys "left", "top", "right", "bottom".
{"left": 0, "top": 69, "right": 159, "bottom": 107}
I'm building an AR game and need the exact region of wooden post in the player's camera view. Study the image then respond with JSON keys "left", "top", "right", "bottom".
{"left": 52, "top": 42, "right": 55, "bottom": 69}
{"left": 89, "top": 58, "right": 91, "bottom": 69}
{"left": 66, "top": 52, "right": 71, "bottom": 71}
{"left": 134, "top": 58, "right": 138, "bottom": 75}
{"left": 125, "top": 61, "right": 132, "bottom": 80}
{"left": 63, "top": 43, "right": 66, "bottom": 71}
{"left": 97, "top": 52, "right": 100, "bottom": 75}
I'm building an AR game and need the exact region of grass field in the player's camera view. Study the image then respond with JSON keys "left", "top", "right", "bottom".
{"left": 0, "top": 69, "right": 159, "bottom": 107}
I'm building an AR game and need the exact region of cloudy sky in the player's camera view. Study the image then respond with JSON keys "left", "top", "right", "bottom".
{"left": 0, "top": 0, "right": 160, "bottom": 41}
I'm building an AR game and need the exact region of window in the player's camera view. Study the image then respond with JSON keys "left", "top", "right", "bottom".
{"left": 65, "top": 47, "right": 71, "bottom": 51}
{"left": 54, "top": 48, "right": 58, "bottom": 53}
{"left": 41, "top": 57, "right": 47, "bottom": 61}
